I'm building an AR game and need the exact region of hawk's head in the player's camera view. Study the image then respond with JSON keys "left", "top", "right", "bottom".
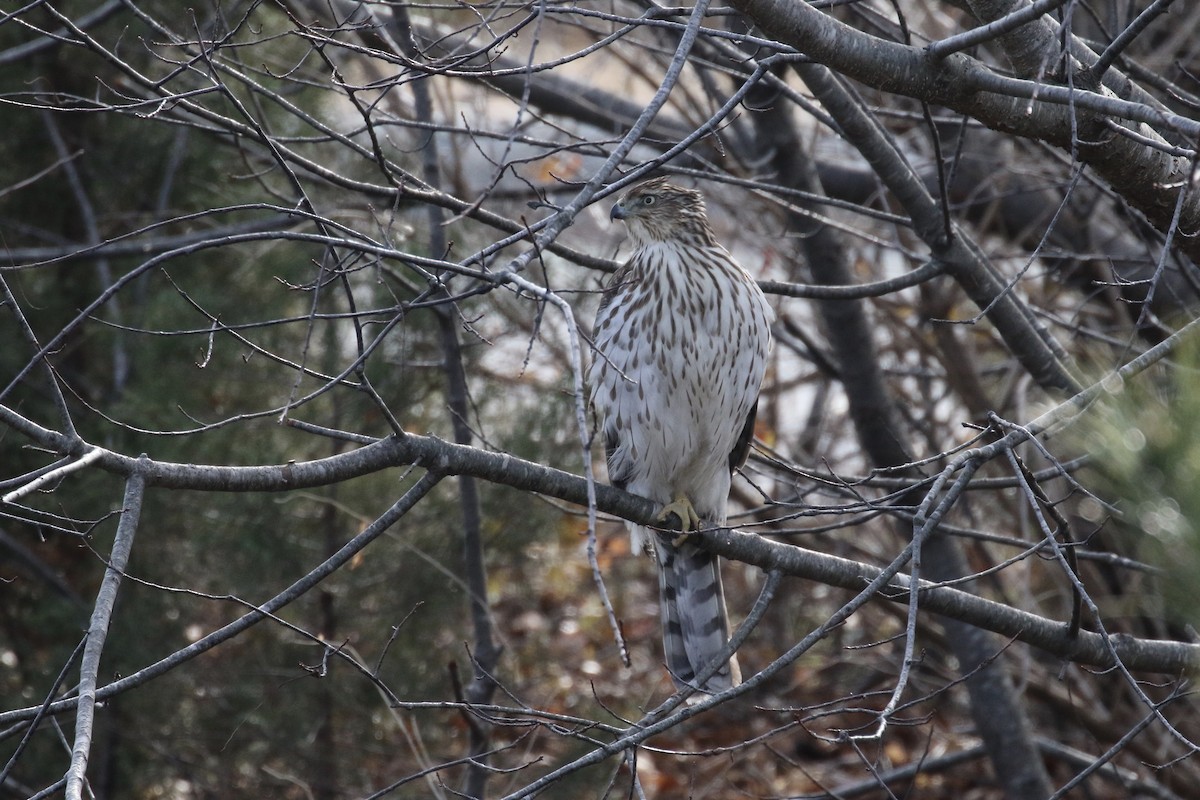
{"left": 610, "top": 177, "right": 716, "bottom": 247}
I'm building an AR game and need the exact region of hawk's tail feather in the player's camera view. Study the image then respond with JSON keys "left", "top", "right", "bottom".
{"left": 655, "top": 534, "right": 741, "bottom": 693}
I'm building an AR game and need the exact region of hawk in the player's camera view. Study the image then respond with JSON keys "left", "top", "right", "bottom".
{"left": 589, "top": 177, "right": 774, "bottom": 692}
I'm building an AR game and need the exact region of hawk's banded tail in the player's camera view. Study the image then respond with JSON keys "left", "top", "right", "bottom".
{"left": 654, "top": 534, "right": 741, "bottom": 693}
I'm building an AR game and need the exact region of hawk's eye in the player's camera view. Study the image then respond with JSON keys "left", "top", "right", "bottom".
{"left": 642, "top": 195, "right": 655, "bottom": 206}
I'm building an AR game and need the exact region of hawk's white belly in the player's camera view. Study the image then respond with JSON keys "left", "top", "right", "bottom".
{"left": 589, "top": 241, "right": 773, "bottom": 546}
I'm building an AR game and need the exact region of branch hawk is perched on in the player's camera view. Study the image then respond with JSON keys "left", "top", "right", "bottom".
{"left": 589, "top": 177, "right": 774, "bottom": 692}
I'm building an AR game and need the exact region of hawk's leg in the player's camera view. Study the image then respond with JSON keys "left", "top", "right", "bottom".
{"left": 657, "top": 494, "right": 700, "bottom": 545}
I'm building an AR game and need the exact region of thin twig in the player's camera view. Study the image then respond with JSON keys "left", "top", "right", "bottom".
{"left": 2, "top": 449, "right": 103, "bottom": 504}
{"left": 926, "top": 0, "right": 1071, "bottom": 59}
{"left": 1089, "top": 0, "right": 1177, "bottom": 84}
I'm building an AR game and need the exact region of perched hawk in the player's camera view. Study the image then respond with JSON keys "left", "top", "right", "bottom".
{"left": 589, "top": 177, "right": 774, "bottom": 692}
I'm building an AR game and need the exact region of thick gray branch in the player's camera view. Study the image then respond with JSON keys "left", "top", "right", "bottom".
{"left": 699, "top": 526, "right": 1199, "bottom": 675}
{"left": 3, "top": 403, "right": 1197, "bottom": 677}
{"left": 729, "top": 0, "right": 1200, "bottom": 266}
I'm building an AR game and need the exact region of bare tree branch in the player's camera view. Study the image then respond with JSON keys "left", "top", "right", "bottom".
{"left": 731, "top": 0, "right": 1200, "bottom": 265}
{"left": 64, "top": 464, "right": 146, "bottom": 800}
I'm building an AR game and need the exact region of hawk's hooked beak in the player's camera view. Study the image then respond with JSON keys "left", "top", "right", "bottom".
{"left": 610, "top": 202, "right": 628, "bottom": 221}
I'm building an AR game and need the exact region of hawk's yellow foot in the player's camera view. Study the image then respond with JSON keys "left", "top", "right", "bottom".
{"left": 657, "top": 495, "right": 700, "bottom": 545}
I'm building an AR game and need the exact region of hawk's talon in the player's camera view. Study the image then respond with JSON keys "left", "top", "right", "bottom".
{"left": 657, "top": 495, "right": 700, "bottom": 544}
